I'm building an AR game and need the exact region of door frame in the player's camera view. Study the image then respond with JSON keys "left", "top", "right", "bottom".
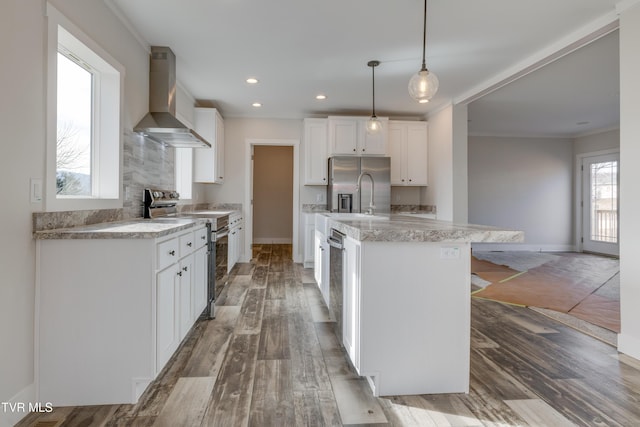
{"left": 244, "top": 138, "right": 300, "bottom": 263}
{"left": 575, "top": 148, "right": 619, "bottom": 254}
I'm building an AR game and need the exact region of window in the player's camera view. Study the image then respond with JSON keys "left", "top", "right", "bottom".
{"left": 46, "top": 4, "right": 124, "bottom": 211}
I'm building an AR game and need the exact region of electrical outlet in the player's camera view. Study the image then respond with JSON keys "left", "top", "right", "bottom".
{"left": 440, "top": 247, "right": 460, "bottom": 259}
{"left": 316, "top": 193, "right": 325, "bottom": 203}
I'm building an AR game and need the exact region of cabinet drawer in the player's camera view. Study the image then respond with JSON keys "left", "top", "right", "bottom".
{"left": 195, "top": 227, "right": 209, "bottom": 248}
{"left": 157, "top": 238, "right": 179, "bottom": 270}
{"left": 179, "top": 231, "right": 196, "bottom": 256}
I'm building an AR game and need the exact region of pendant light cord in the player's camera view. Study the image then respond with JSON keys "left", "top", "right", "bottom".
{"left": 421, "top": 0, "right": 427, "bottom": 71}
{"left": 372, "top": 64, "right": 376, "bottom": 117}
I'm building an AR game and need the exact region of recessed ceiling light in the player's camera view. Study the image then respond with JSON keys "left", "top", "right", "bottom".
{"left": 252, "top": 102, "right": 262, "bottom": 107}
{"left": 316, "top": 94, "right": 327, "bottom": 100}
{"left": 246, "top": 77, "right": 259, "bottom": 84}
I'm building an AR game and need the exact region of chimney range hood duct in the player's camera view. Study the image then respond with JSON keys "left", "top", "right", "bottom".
{"left": 134, "top": 46, "right": 211, "bottom": 148}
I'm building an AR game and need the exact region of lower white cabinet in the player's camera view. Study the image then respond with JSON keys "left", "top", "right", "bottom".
{"left": 340, "top": 236, "right": 471, "bottom": 397}
{"left": 304, "top": 213, "right": 316, "bottom": 268}
{"left": 36, "top": 224, "right": 208, "bottom": 406}
{"left": 314, "top": 229, "right": 330, "bottom": 306}
{"left": 342, "top": 236, "right": 361, "bottom": 370}
{"left": 228, "top": 211, "right": 244, "bottom": 272}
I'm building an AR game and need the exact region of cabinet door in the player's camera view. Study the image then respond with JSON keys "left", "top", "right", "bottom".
{"left": 388, "top": 124, "right": 406, "bottom": 185}
{"left": 304, "top": 119, "right": 328, "bottom": 185}
{"left": 314, "top": 230, "right": 324, "bottom": 289}
{"left": 216, "top": 115, "right": 225, "bottom": 183}
{"left": 193, "top": 246, "right": 208, "bottom": 319}
{"left": 194, "top": 108, "right": 225, "bottom": 183}
{"left": 342, "top": 237, "right": 360, "bottom": 371}
{"left": 228, "top": 228, "right": 236, "bottom": 273}
{"left": 329, "top": 118, "right": 358, "bottom": 155}
{"left": 358, "top": 118, "right": 388, "bottom": 155}
{"left": 178, "top": 253, "right": 194, "bottom": 340}
{"left": 406, "top": 123, "right": 428, "bottom": 185}
{"left": 156, "top": 264, "right": 180, "bottom": 371}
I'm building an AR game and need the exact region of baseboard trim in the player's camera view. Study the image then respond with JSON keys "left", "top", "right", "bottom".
{"left": 471, "top": 243, "right": 576, "bottom": 252}
{"left": 618, "top": 333, "right": 640, "bottom": 359}
{"left": 253, "top": 238, "right": 292, "bottom": 244}
{"left": 1, "top": 383, "right": 36, "bottom": 427}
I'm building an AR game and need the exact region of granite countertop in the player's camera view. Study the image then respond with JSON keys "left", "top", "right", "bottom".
{"left": 320, "top": 213, "right": 524, "bottom": 243}
{"left": 33, "top": 217, "right": 206, "bottom": 240}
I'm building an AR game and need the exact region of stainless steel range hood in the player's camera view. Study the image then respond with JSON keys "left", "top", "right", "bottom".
{"left": 134, "top": 46, "right": 211, "bottom": 148}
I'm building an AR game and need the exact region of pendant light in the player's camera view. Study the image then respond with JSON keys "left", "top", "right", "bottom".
{"left": 366, "top": 60, "right": 382, "bottom": 134}
{"left": 408, "top": 0, "right": 439, "bottom": 103}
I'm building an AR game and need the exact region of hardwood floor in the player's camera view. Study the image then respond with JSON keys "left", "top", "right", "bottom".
{"left": 19, "top": 245, "right": 640, "bottom": 426}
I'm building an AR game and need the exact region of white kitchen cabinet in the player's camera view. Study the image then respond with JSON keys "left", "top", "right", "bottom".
{"left": 178, "top": 253, "right": 194, "bottom": 339}
{"left": 342, "top": 236, "right": 361, "bottom": 371}
{"left": 194, "top": 107, "right": 225, "bottom": 184}
{"left": 304, "top": 118, "right": 328, "bottom": 185}
{"left": 389, "top": 121, "right": 428, "bottom": 186}
{"left": 193, "top": 245, "right": 208, "bottom": 318}
{"left": 303, "top": 213, "right": 316, "bottom": 268}
{"left": 328, "top": 116, "right": 388, "bottom": 156}
{"left": 156, "top": 262, "right": 180, "bottom": 371}
{"left": 314, "top": 229, "right": 330, "bottom": 307}
{"left": 36, "top": 224, "right": 208, "bottom": 406}
{"left": 339, "top": 236, "right": 471, "bottom": 397}
{"left": 228, "top": 211, "right": 243, "bottom": 272}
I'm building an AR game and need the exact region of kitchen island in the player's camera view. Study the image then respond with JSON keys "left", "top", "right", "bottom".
{"left": 315, "top": 213, "right": 523, "bottom": 397}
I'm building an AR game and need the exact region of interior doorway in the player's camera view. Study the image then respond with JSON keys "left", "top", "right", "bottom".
{"left": 244, "top": 139, "right": 300, "bottom": 263}
{"left": 580, "top": 152, "right": 620, "bottom": 256}
{"left": 252, "top": 145, "right": 293, "bottom": 244}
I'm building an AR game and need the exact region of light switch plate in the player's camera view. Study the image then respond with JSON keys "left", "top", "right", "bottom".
{"left": 30, "top": 178, "right": 42, "bottom": 203}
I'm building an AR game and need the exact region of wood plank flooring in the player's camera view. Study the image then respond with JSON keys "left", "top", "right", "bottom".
{"left": 18, "top": 245, "right": 640, "bottom": 426}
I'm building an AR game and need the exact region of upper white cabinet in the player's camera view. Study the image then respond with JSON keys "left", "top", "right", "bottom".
{"left": 303, "top": 118, "right": 328, "bottom": 185}
{"left": 328, "top": 116, "right": 388, "bottom": 156}
{"left": 194, "top": 108, "right": 225, "bottom": 184}
{"left": 389, "top": 121, "right": 428, "bottom": 186}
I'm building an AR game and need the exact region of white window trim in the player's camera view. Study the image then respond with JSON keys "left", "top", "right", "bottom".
{"left": 45, "top": 3, "right": 125, "bottom": 212}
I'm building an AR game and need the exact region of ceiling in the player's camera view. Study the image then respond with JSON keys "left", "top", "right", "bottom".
{"left": 108, "top": 0, "right": 624, "bottom": 138}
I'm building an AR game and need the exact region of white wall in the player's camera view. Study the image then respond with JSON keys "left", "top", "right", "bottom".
{"left": 0, "top": 1, "right": 148, "bottom": 425}
{"left": 424, "top": 106, "right": 454, "bottom": 220}
{"left": 468, "top": 136, "right": 574, "bottom": 251}
{"left": 618, "top": 3, "right": 640, "bottom": 359}
{"left": 574, "top": 128, "right": 619, "bottom": 155}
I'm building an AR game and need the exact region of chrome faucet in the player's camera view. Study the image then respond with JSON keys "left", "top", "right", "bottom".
{"left": 356, "top": 172, "right": 375, "bottom": 215}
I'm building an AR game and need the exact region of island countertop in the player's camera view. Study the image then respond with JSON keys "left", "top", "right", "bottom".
{"left": 318, "top": 213, "right": 524, "bottom": 243}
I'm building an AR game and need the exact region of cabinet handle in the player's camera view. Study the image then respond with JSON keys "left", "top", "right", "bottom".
{"left": 353, "top": 148, "right": 356, "bottom": 152}
{"left": 401, "top": 179, "right": 405, "bottom": 182}
{"left": 169, "top": 250, "right": 176, "bottom": 256}
{"left": 362, "top": 148, "right": 365, "bottom": 152}
{"left": 183, "top": 266, "right": 188, "bottom": 272}
{"left": 177, "top": 271, "right": 182, "bottom": 277}
{"left": 409, "top": 179, "right": 412, "bottom": 182}
{"left": 219, "top": 176, "right": 223, "bottom": 180}
{"left": 187, "top": 242, "right": 193, "bottom": 247}
{"left": 201, "top": 236, "right": 206, "bottom": 240}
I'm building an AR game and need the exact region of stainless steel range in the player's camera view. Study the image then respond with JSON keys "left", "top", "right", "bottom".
{"left": 143, "top": 188, "right": 230, "bottom": 319}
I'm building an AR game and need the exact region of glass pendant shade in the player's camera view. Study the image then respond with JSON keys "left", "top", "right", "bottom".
{"left": 366, "top": 116, "right": 382, "bottom": 134}
{"left": 366, "top": 60, "right": 381, "bottom": 134}
{"left": 408, "top": 68, "right": 439, "bottom": 103}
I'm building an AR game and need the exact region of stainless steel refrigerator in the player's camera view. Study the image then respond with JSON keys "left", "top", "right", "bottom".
{"left": 327, "top": 156, "right": 391, "bottom": 214}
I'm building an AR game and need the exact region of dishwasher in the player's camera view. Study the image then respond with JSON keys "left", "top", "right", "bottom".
{"left": 327, "top": 228, "right": 345, "bottom": 344}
